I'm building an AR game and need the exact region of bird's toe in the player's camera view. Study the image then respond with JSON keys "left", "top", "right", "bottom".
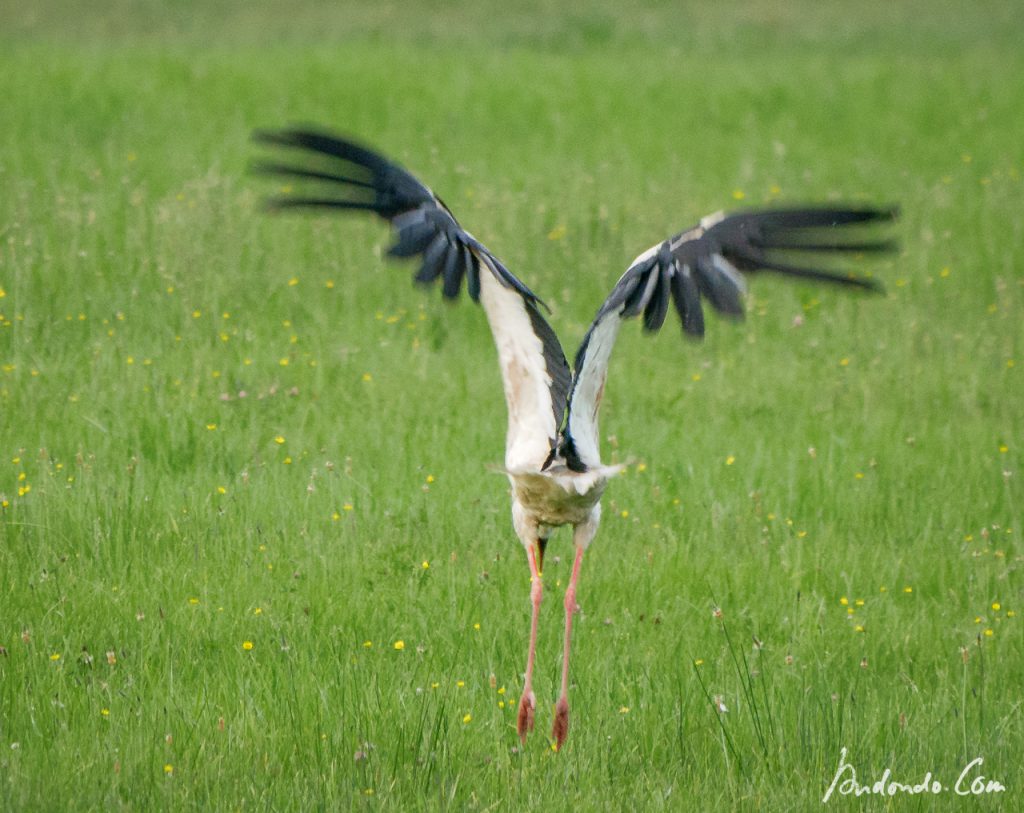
{"left": 552, "top": 697, "right": 570, "bottom": 750}
{"left": 517, "top": 692, "right": 536, "bottom": 742}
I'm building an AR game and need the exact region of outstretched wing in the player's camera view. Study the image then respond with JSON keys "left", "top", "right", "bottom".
{"left": 559, "top": 206, "right": 897, "bottom": 470}
{"left": 253, "top": 128, "right": 571, "bottom": 471}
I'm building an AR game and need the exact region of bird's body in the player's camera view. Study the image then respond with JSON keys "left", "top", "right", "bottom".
{"left": 254, "top": 127, "right": 896, "bottom": 750}
{"left": 508, "top": 466, "right": 614, "bottom": 529}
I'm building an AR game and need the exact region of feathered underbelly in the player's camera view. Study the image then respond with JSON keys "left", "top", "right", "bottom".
{"left": 507, "top": 469, "right": 608, "bottom": 527}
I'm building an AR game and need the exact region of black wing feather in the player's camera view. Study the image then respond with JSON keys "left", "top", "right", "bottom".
{"left": 250, "top": 160, "right": 377, "bottom": 191}
{"left": 693, "top": 252, "right": 745, "bottom": 316}
{"left": 256, "top": 127, "right": 572, "bottom": 471}
{"left": 254, "top": 126, "right": 551, "bottom": 309}
{"left": 441, "top": 243, "right": 464, "bottom": 299}
{"left": 253, "top": 128, "right": 432, "bottom": 218}
{"left": 670, "top": 266, "right": 705, "bottom": 337}
{"left": 642, "top": 264, "right": 672, "bottom": 332}
{"left": 581, "top": 204, "right": 895, "bottom": 348}
{"left": 667, "top": 205, "right": 896, "bottom": 332}
{"left": 415, "top": 233, "right": 449, "bottom": 285}
{"left": 390, "top": 215, "right": 441, "bottom": 258}
{"left": 560, "top": 204, "right": 896, "bottom": 469}
{"left": 620, "top": 261, "right": 656, "bottom": 319}
{"left": 465, "top": 245, "right": 481, "bottom": 302}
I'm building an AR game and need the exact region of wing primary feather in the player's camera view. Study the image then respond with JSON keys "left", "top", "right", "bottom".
{"left": 620, "top": 259, "right": 659, "bottom": 318}
{"left": 642, "top": 264, "right": 672, "bottom": 332}
{"left": 694, "top": 253, "right": 744, "bottom": 316}
{"left": 670, "top": 265, "right": 706, "bottom": 337}
{"left": 441, "top": 244, "right": 464, "bottom": 299}
{"left": 390, "top": 219, "right": 441, "bottom": 258}
{"left": 254, "top": 127, "right": 434, "bottom": 219}
{"left": 253, "top": 128, "right": 398, "bottom": 178}
{"left": 726, "top": 248, "right": 884, "bottom": 291}
{"left": 263, "top": 197, "right": 381, "bottom": 213}
{"left": 255, "top": 126, "right": 547, "bottom": 307}
{"left": 250, "top": 160, "right": 376, "bottom": 190}
{"left": 751, "top": 237, "right": 899, "bottom": 253}
{"left": 414, "top": 233, "right": 450, "bottom": 284}
{"left": 465, "top": 245, "right": 481, "bottom": 301}
{"left": 558, "top": 202, "right": 894, "bottom": 471}
{"left": 751, "top": 207, "right": 897, "bottom": 230}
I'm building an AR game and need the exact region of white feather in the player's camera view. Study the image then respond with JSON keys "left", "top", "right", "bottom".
{"left": 564, "top": 240, "right": 663, "bottom": 468}
{"left": 565, "top": 313, "right": 621, "bottom": 467}
{"left": 711, "top": 252, "right": 748, "bottom": 295}
{"left": 475, "top": 251, "right": 559, "bottom": 472}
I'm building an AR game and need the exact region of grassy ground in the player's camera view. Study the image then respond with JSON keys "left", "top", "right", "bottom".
{"left": 1, "top": 1, "right": 1022, "bottom": 809}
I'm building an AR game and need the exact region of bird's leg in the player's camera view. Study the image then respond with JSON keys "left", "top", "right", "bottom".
{"left": 517, "top": 541, "right": 543, "bottom": 744}
{"left": 552, "top": 543, "right": 585, "bottom": 750}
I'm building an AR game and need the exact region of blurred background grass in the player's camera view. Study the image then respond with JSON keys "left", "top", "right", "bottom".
{"left": 1, "top": 1, "right": 1022, "bottom": 810}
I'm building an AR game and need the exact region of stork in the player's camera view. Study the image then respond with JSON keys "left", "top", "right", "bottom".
{"left": 253, "top": 128, "right": 896, "bottom": 750}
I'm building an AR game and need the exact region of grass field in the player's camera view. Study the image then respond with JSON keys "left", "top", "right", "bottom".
{"left": 1, "top": 1, "right": 1022, "bottom": 809}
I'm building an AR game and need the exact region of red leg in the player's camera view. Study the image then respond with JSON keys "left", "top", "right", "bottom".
{"left": 517, "top": 542, "right": 543, "bottom": 744}
{"left": 552, "top": 544, "right": 585, "bottom": 750}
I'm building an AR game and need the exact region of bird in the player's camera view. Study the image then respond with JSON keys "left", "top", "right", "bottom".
{"left": 252, "top": 127, "right": 896, "bottom": 751}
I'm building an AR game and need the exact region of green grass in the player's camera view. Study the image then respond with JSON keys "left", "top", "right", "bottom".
{"left": 1, "top": 1, "right": 1022, "bottom": 809}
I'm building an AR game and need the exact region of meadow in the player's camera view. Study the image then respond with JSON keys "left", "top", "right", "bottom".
{"left": 1, "top": 1, "right": 1022, "bottom": 809}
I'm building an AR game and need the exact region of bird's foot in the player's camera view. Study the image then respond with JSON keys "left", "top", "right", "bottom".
{"left": 551, "top": 696, "right": 569, "bottom": 751}
{"left": 517, "top": 691, "right": 536, "bottom": 743}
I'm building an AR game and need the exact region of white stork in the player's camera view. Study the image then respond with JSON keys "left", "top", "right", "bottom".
{"left": 253, "top": 128, "right": 896, "bottom": 750}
